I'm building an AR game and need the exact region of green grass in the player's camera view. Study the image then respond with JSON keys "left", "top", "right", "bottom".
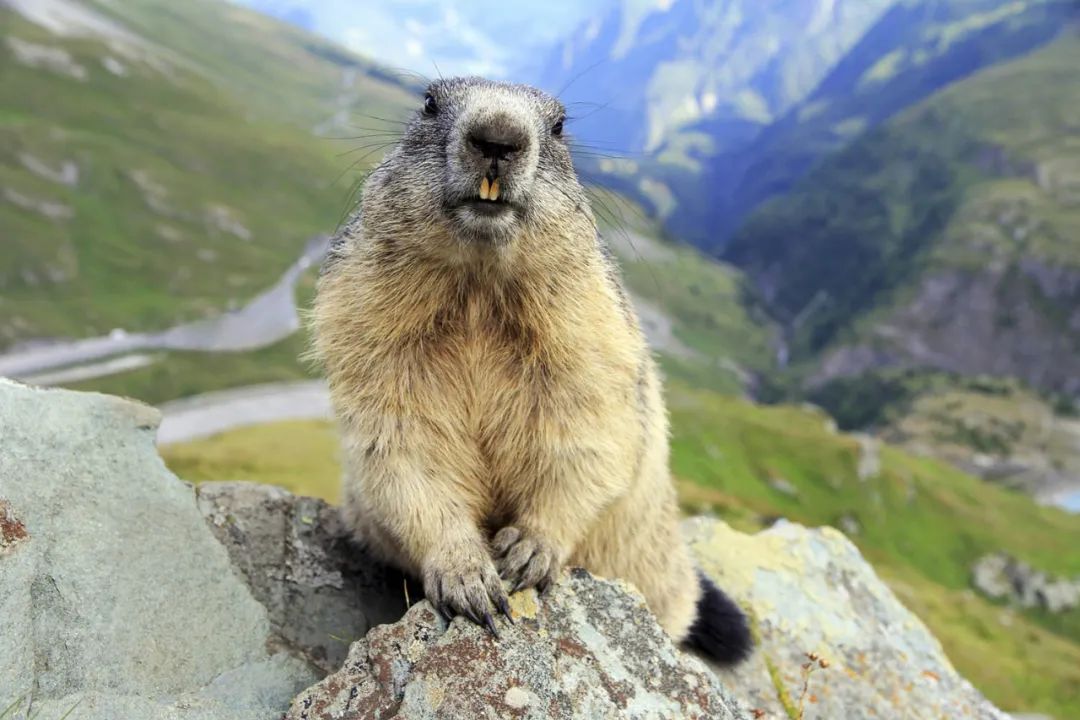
{"left": 620, "top": 249, "right": 772, "bottom": 369}
{"left": 0, "top": 3, "right": 414, "bottom": 348}
{"left": 161, "top": 420, "right": 343, "bottom": 502}
{"left": 666, "top": 382, "right": 1080, "bottom": 584}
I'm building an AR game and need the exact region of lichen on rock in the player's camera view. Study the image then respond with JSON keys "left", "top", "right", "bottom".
{"left": 684, "top": 517, "right": 1008, "bottom": 720}
{"left": 285, "top": 569, "right": 747, "bottom": 720}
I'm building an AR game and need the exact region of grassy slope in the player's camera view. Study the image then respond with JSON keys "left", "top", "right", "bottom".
{"left": 0, "top": 1, "right": 414, "bottom": 347}
{"left": 163, "top": 382, "right": 1080, "bottom": 717}
{"left": 90, "top": 0, "right": 415, "bottom": 130}
{"left": 592, "top": 190, "right": 774, "bottom": 394}
{"left": 884, "top": 382, "right": 1080, "bottom": 479}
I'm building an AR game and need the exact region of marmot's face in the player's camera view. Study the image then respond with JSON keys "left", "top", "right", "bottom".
{"left": 369, "top": 77, "right": 583, "bottom": 247}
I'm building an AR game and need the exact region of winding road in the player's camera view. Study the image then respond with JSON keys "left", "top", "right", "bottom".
{"left": 156, "top": 380, "right": 332, "bottom": 445}
{"left": 0, "top": 236, "right": 329, "bottom": 381}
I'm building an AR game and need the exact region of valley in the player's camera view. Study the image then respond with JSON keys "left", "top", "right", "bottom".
{"left": 2, "top": 1, "right": 1079, "bottom": 717}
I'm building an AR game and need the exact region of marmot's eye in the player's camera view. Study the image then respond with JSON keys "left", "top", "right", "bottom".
{"left": 423, "top": 94, "right": 438, "bottom": 116}
{"left": 552, "top": 117, "right": 565, "bottom": 136}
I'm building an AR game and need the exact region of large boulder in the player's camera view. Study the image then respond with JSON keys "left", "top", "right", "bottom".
{"left": 685, "top": 517, "right": 1008, "bottom": 720}
{"left": 285, "top": 569, "right": 747, "bottom": 720}
{"left": 0, "top": 380, "right": 318, "bottom": 720}
{"left": 195, "top": 481, "right": 409, "bottom": 672}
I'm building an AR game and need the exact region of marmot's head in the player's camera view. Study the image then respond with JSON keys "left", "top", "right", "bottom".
{"left": 360, "top": 77, "right": 587, "bottom": 252}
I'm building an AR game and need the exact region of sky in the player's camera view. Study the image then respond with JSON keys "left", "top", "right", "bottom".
{"left": 233, "top": 0, "right": 613, "bottom": 79}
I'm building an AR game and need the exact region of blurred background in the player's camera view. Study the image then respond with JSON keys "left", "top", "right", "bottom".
{"left": 1, "top": 0, "right": 1078, "bottom": 715}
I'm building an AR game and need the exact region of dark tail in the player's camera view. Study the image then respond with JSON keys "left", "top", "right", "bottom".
{"left": 684, "top": 571, "right": 753, "bottom": 664}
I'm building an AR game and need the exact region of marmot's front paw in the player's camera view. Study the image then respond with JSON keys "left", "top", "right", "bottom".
{"left": 492, "top": 526, "right": 560, "bottom": 594}
{"left": 422, "top": 546, "right": 511, "bottom": 636}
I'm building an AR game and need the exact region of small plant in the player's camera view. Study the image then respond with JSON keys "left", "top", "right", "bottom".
{"left": 795, "top": 652, "right": 830, "bottom": 720}
{"left": 0, "top": 697, "right": 22, "bottom": 720}
{"left": 1, "top": 696, "right": 82, "bottom": 720}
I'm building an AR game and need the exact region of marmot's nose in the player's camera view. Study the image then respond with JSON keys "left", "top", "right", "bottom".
{"left": 466, "top": 116, "right": 529, "bottom": 162}
{"left": 469, "top": 135, "right": 519, "bottom": 160}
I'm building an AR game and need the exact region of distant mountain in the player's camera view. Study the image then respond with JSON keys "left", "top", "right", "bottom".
{"left": 542, "top": 0, "right": 1075, "bottom": 250}
{"left": 673, "top": 0, "right": 1075, "bottom": 248}
{"left": 537, "top": 0, "right": 897, "bottom": 156}
{"left": 0, "top": 0, "right": 416, "bottom": 349}
{"left": 725, "top": 34, "right": 1080, "bottom": 397}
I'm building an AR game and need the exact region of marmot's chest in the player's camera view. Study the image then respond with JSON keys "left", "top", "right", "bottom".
{"left": 427, "top": 294, "right": 639, "bottom": 437}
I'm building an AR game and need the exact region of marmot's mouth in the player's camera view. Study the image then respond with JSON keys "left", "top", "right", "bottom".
{"left": 456, "top": 176, "right": 512, "bottom": 216}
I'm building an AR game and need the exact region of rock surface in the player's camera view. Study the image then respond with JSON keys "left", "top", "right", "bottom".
{"left": 971, "top": 552, "right": 1080, "bottom": 614}
{"left": 285, "top": 569, "right": 746, "bottom": 720}
{"left": 0, "top": 380, "right": 318, "bottom": 720}
{"left": 195, "top": 481, "right": 410, "bottom": 671}
{"left": 685, "top": 517, "right": 1008, "bottom": 720}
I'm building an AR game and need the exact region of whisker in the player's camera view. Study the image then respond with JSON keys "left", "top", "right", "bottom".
{"left": 336, "top": 167, "right": 375, "bottom": 229}
{"left": 556, "top": 57, "right": 608, "bottom": 99}
{"left": 335, "top": 141, "right": 400, "bottom": 158}
{"left": 350, "top": 115, "right": 410, "bottom": 127}
{"left": 326, "top": 133, "right": 405, "bottom": 143}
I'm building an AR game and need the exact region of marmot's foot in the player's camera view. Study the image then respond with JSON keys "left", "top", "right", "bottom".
{"left": 422, "top": 545, "right": 510, "bottom": 636}
{"left": 492, "top": 526, "right": 560, "bottom": 594}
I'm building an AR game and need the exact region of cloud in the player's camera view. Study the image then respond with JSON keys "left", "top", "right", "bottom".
{"left": 233, "top": 0, "right": 608, "bottom": 79}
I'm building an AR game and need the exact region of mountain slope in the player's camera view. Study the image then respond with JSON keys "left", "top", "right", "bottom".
{"left": 0, "top": 0, "right": 415, "bottom": 349}
{"left": 542, "top": 0, "right": 1075, "bottom": 250}
{"left": 724, "top": 33, "right": 1080, "bottom": 397}
{"left": 675, "top": 0, "right": 1075, "bottom": 248}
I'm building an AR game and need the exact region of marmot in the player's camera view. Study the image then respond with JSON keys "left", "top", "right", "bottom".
{"left": 312, "top": 77, "right": 751, "bottom": 663}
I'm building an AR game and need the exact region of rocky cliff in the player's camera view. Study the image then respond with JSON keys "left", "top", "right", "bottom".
{"left": 0, "top": 380, "right": 1008, "bottom": 719}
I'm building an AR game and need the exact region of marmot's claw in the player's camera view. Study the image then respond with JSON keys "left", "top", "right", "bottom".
{"left": 493, "top": 525, "right": 560, "bottom": 594}
{"left": 492, "top": 526, "right": 522, "bottom": 556}
{"left": 423, "top": 548, "right": 505, "bottom": 637}
{"left": 482, "top": 611, "right": 500, "bottom": 638}
{"left": 496, "top": 595, "right": 515, "bottom": 623}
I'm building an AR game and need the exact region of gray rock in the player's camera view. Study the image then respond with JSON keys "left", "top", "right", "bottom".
{"left": 285, "top": 569, "right": 746, "bottom": 720}
{"left": 767, "top": 477, "right": 798, "bottom": 498}
{"left": 971, "top": 552, "right": 1080, "bottom": 613}
{"left": 195, "top": 482, "right": 410, "bottom": 671}
{"left": 972, "top": 553, "right": 1014, "bottom": 600}
{"left": 0, "top": 380, "right": 318, "bottom": 719}
{"left": 0, "top": 499, "right": 34, "bottom": 709}
{"left": 684, "top": 517, "right": 1008, "bottom": 720}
